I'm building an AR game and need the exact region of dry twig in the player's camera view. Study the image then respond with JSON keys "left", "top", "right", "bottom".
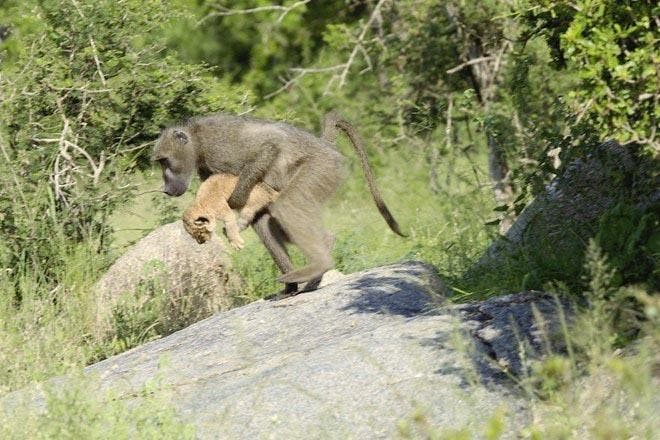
{"left": 446, "top": 56, "right": 495, "bottom": 74}
{"left": 265, "top": 0, "right": 388, "bottom": 99}
{"left": 198, "top": 0, "right": 312, "bottom": 26}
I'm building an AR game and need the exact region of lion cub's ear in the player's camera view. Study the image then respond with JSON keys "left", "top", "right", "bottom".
{"left": 194, "top": 216, "right": 215, "bottom": 232}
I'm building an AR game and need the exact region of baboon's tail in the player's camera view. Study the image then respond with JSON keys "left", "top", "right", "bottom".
{"left": 323, "top": 111, "right": 406, "bottom": 237}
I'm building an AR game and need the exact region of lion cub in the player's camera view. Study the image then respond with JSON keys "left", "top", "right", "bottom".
{"left": 183, "top": 174, "right": 278, "bottom": 249}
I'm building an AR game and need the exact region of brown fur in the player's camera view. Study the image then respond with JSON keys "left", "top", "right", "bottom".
{"left": 154, "top": 111, "right": 404, "bottom": 291}
{"left": 183, "top": 174, "right": 278, "bottom": 249}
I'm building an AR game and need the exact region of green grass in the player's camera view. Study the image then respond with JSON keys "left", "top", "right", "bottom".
{"left": 396, "top": 244, "right": 659, "bottom": 438}
{"left": 0, "top": 241, "right": 103, "bottom": 394}
{"left": 520, "top": 290, "right": 659, "bottom": 438}
{"left": 107, "top": 169, "right": 194, "bottom": 251}
{"left": 1, "top": 370, "right": 195, "bottom": 439}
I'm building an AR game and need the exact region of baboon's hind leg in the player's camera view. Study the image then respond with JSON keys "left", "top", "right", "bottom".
{"left": 272, "top": 204, "right": 334, "bottom": 284}
{"left": 271, "top": 158, "right": 339, "bottom": 285}
{"left": 252, "top": 212, "right": 298, "bottom": 294}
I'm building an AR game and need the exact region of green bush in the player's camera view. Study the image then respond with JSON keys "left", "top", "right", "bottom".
{"left": 521, "top": 0, "right": 659, "bottom": 152}
{"left": 0, "top": 0, "right": 246, "bottom": 292}
{"left": 596, "top": 203, "right": 659, "bottom": 289}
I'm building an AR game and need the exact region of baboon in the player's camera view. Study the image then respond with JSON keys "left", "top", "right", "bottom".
{"left": 182, "top": 173, "right": 278, "bottom": 249}
{"left": 154, "top": 111, "right": 404, "bottom": 291}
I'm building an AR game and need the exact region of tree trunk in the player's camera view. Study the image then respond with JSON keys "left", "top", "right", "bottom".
{"left": 488, "top": 136, "right": 514, "bottom": 231}
{"left": 445, "top": 5, "right": 515, "bottom": 233}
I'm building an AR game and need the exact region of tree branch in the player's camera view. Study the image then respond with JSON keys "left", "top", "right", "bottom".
{"left": 446, "top": 56, "right": 495, "bottom": 74}
{"left": 70, "top": 1, "right": 107, "bottom": 85}
{"left": 263, "top": 64, "right": 345, "bottom": 100}
{"left": 264, "top": 0, "right": 388, "bottom": 99}
{"left": 198, "top": 0, "right": 312, "bottom": 26}
{"left": 336, "top": 0, "right": 386, "bottom": 89}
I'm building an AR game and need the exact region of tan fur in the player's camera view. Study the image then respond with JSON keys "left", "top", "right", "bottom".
{"left": 183, "top": 174, "right": 278, "bottom": 249}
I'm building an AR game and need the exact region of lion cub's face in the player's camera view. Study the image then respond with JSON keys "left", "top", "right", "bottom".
{"left": 183, "top": 208, "right": 216, "bottom": 244}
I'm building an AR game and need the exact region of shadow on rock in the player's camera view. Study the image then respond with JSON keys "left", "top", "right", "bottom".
{"left": 342, "top": 275, "right": 436, "bottom": 317}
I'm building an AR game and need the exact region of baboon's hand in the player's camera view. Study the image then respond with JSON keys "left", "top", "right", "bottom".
{"left": 227, "top": 190, "right": 248, "bottom": 210}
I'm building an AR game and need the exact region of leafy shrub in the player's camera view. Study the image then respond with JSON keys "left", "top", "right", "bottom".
{"left": 596, "top": 202, "right": 659, "bottom": 289}
{"left": 0, "top": 0, "right": 246, "bottom": 293}
{"left": 521, "top": 0, "right": 659, "bottom": 151}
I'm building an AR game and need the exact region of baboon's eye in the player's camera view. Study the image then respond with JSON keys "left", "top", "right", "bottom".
{"left": 194, "top": 216, "right": 209, "bottom": 225}
{"left": 173, "top": 129, "right": 189, "bottom": 143}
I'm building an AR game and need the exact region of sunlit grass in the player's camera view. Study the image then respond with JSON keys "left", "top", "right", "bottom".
{"left": 1, "top": 370, "right": 195, "bottom": 439}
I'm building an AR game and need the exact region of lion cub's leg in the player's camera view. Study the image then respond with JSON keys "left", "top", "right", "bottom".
{"left": 218, "top": 206, "right": 244, "bottom": 250}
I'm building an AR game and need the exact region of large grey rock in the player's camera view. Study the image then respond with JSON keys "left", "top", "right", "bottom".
{"left": 72, "top": 261, "right": 568, "bottom": 438}
{"left": 472, "top": 140, "right": 657, "bottom": 286}
{"left": 504, "top": 140, "right": 636, "bottom": 246}
{"left": 94, "top": 221, "right": 234, "bottom": 336}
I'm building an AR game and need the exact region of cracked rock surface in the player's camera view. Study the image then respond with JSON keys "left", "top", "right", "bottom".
{"left": 80, "top": 261, "right": 569, "bottom": 438}
{"left": 457, "top": 292, "right": 572, "bottom": 377}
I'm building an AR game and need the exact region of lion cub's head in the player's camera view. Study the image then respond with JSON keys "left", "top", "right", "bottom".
{"left": 183, "top": 206, "right": 216, "bottom": 244}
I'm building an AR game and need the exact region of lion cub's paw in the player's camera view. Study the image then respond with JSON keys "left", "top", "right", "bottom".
{"left": 228, "top": 233, "right": 245, "bottom": 250}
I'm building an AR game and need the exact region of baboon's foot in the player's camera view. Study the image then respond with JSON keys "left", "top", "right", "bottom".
{"left": 277, "top": 263, "right": 332, "bottom": 284}
{"left": 265, "top": 282, "right": 300, "bottom": 301}
{"left": 299, "top": 275, "right": 323, "bottom": 292}
{"left": 284, "top": 282, "right": 299, "bottom": 294}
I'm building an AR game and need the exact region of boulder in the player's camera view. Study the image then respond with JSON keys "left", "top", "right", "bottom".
{"left": 75, "top": 261, "right": 570, "bottom": 438}
{"left": 93, "top": 221, "right": 235, "bottom": 337}
{"left": 473, "top": 140, "right": 658, "bottom": 287}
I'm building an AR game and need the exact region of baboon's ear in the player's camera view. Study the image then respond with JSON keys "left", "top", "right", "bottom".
{"left": 173, "top": 129, "right": 189, "bottom": 144}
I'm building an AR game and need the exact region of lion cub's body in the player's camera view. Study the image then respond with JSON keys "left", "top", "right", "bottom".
{"left": 183, "top": 174, "right": 278, "bottom": 249}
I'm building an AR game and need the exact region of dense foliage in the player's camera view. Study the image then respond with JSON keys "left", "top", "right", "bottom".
{"left": 0, "top": 0, "right": 247, "bottom": 288}
{"left": 522, "top": 0, "right": 659, "bottom": 150}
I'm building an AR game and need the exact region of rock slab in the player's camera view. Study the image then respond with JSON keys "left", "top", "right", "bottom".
{"left": 83, "top": 261, "right": 569, "bottom": 438}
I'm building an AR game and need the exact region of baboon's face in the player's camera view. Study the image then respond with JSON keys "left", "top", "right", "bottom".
{"left": 153, "top": 128, "right": 195, "bottom": 197}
